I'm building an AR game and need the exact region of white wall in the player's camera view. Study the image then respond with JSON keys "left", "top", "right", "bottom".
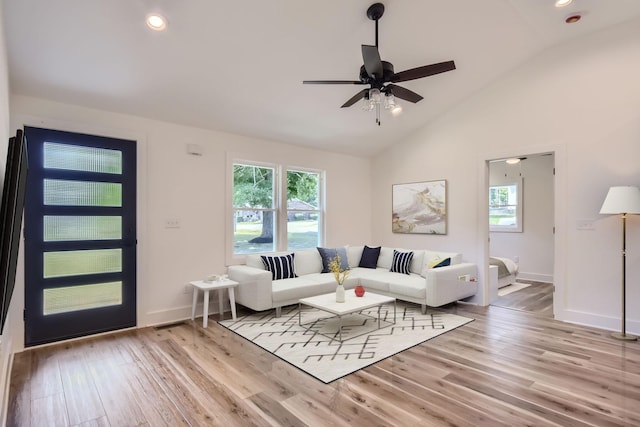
{"left": 9, "top": 95, "right": 373, "bottom": 339}
{"left": 490, "top": 154, "right": 554, "bottom": 283}
{"left": 371, "top": 18, "right": 640, "bottom": 334}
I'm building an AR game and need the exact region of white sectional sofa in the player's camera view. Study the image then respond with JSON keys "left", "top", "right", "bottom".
{"left": 228, "top": 245, "right": 478, "bottom": 316}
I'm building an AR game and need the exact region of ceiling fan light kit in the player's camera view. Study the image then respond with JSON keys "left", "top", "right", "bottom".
{"left": 303, "top": 2, "right": 456, "bottom": 126}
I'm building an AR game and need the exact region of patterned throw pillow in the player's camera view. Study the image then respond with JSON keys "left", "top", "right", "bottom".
{"left": 261, "top": 253, "right": 297, "bottom": 280}
{"left": 428, "top": 257, "right": 451, "bottom": 269}
{"left": 390, "top": 250, "right": 414, "bottom": 275}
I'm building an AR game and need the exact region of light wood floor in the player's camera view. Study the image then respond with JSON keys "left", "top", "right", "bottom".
{"left": 493, "top": 280, "right": 554, "bottom": 317}
{"left": 7, "top": 302, "right": 640, "bottom": 426}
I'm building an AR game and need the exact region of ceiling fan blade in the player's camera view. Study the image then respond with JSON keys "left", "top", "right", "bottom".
{"left": 341, "top": 89, "right": 368, "bottom": 108}
{"left": 386, "top": 84, "right": 423, "bottom": 103}
{"left": 303, "top": 80, "right": 364, "bottom": 84}
{"left": 391, "top": 60, "right": 456, "bottom": 83}
{"left": 362, "top": 45, "right": 383, "bottom": 78}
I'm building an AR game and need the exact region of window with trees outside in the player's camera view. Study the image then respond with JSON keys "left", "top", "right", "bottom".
{"left": 232, "top": 162, "right": 323, "bottom": 255}
{"left": 489, "top": 179, "right": 522, "bottom": 232}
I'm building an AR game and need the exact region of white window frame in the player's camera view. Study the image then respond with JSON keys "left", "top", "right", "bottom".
{"left": 489, "top": 178, "right": 523, "bottom": 233}
{"left": 227, "top": 155, "right": 325, "bottom": 264}
{"left": 283, "top": 167, "right": 324, "bottom": 252}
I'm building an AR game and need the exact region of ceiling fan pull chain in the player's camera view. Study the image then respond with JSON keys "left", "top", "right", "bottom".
{"left": 375, "top": 17, "right": 379, "bottom": 48}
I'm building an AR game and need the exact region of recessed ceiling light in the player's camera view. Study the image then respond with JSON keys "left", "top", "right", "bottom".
{"left": 146, "top": 14, "right": 167, "bottom": 31}
{"left": 555, "top": 0, "right": 573, "bottom": 7}
{"left": 506, "top": 158, "right": 521, "bottom": 165}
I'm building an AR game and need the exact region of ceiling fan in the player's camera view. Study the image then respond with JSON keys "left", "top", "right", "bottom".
{"left": 303, "top": 3, "right": 456, "bottom": 125}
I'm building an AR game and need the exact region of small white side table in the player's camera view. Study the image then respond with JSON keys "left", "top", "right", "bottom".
{"left": 190, "top": 279, "right": 239, "bottom": 327}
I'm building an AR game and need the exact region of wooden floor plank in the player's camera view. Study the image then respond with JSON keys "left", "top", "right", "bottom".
{"left": 29, "top": 348, "right": 63, "bottom": 400}
{"left": 7, "top": 303, "right": 640, "bottom": 426}
{"left": 493, "top": 281, "right": 554, "bottom": 316}
{"left": 57, "top": 353, "right": 106, "bottom": 425}
{"left": 248, "top": 392, "right": 308, "bottom": 427}
{"left": 88, "top": 358, "right": 147, "bottom": 427}
{"left": 7, "top": 351, "right": 32, "bottom": 427}
{"left": 30, "top": 392, "right": 69, "bottom": 427}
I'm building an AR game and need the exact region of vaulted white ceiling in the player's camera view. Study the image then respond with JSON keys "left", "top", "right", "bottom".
{"left": 4, "top": 0, "right": 640, "bottom": 156}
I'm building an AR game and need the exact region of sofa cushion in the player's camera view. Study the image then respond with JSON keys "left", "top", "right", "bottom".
{"left": 272, "top": 274, "right": 336, "bottom": 304}
{"left": 390, "top": 250, "right": 414, "bottom": 275}
{"left": 388, "top": 273, "right": 428, "bottom": 299}
{"left": 349, "top": 268, "right": 391, "bottom": 293}
{"left": 410, "top": 250, "right": 425, "bottom": 275}
{"left": 261, "top": 254, "right": 297, "bottom": 280}
{"left": 347, "top": 245, "right": 364, "bottom": 268}
{"left": 246, "top": 253, "right": 266, "bottom": 270}
{"left": 359, "top": 245, "right": 381, "bottom": 269}
{"left": 317, "top": 247, "right": 349, "bottom": 272}
{"left": 294, "top": 249, "right": 323, "bottom": 276}
{"left": 377, "top": 247, "right": 394, "bottom": 269}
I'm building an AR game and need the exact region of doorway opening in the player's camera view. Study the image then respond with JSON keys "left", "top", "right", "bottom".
{"left": 488, "top": 152, "right": 555, "bottom": 317}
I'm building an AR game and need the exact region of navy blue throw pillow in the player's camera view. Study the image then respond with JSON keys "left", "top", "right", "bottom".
{"left": 358, "top": 245, "right": 381, "bottom": 269}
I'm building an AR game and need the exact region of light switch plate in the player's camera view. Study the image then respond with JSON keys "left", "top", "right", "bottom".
{"left": 576, "top": 219, "right": 595, "bottom": 230}
{"left": 165, "top": 218, "right": 181, "bottom": 228}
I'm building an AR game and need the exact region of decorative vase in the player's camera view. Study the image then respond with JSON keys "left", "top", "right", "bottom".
{"left": 336, "top": 283, "right": 345, "bottom": 303}
{"left": 355, "top": 284, "right": 365, "bottom": 297}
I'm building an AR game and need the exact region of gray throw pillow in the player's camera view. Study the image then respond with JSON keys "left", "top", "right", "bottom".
{"left": 317, "top": 247, "right": 349, "bottom": 273}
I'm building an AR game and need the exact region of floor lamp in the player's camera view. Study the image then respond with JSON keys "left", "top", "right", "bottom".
{"left": 600, "top": 186, "right": 640, "bottom": 341}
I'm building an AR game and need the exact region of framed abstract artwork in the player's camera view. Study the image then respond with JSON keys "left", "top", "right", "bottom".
{"left": 392, "top": 180, "right": 447, "bottom": 234}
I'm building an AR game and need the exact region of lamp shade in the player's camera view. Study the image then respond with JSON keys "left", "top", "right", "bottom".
{"left": 600, "top": 186, "right": 640, "bottom": 214}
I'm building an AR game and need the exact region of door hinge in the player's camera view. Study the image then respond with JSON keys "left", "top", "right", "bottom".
{"left": 23, "top": 309, "right": 26, "bottom": 321}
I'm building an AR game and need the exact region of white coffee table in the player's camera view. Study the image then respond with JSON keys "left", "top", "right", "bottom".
{"left": 298, "top": 292, "right": 396, "bottom": 342}
{"left": 190, "top": 279, "right": 239, "bottom": 327}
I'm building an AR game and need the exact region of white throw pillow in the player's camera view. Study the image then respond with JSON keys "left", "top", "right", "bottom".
{"left": 346, "top": 245, "right": 364, "bottom": 268}
{"left": 294, "top": 249, "right": 323, "bottom": 276}
{"left": 377, "top": 247, "right": 395, "bottom": 269}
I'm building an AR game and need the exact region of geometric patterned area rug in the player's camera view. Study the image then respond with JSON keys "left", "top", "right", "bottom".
{"left": 219, "top": 301, "right": 473, "bottom": 383}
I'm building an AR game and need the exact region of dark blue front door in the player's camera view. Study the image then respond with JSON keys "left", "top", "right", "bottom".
{"left": 24, "top": 127, "right": 136, "bottom": 346}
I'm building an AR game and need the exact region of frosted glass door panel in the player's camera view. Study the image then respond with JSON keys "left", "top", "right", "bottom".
{"left": 44, "top": 281, "right": 122, "bottom": 315}
{"left": 44, "top": 179, "right": 122, "bottom": 207}
{"left": 44, "top": 142, "right": 122, "bottom": 174}
{"left": 44, "top": 216, "right": 122, "bottom": 241}
{"left": 44, "top": 249, "right": 122, "bottom": 278}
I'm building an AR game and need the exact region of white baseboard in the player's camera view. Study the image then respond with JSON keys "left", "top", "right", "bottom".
{"left": 143, "top": 301, "right": 229, "bottom": 328}
{"left": 517, "top": 272, "right": 553, "bottom": 283}
{"left": 556, "top": 308, "right": 640, "bottom": 336}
